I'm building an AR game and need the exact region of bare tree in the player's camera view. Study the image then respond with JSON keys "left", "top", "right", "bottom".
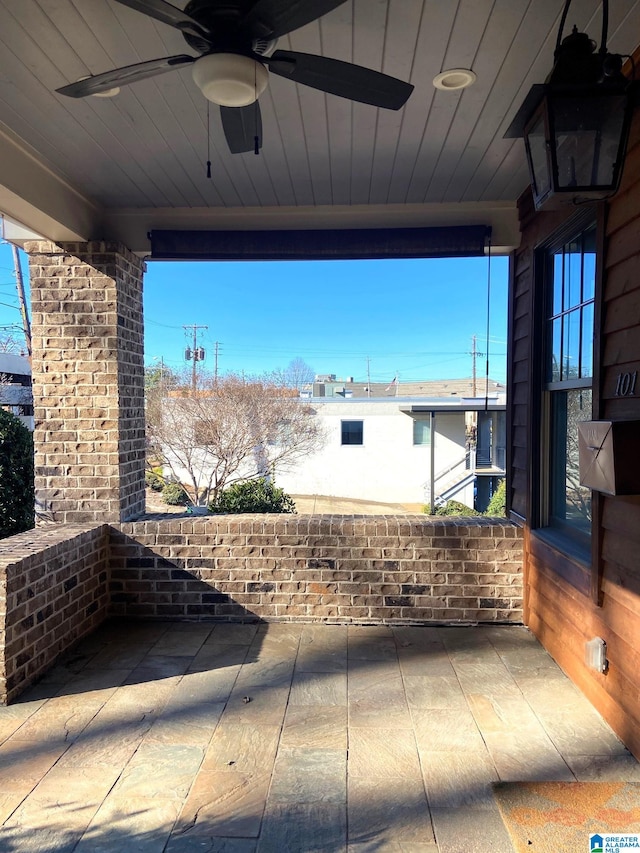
{"left": 561, "top": 388, "right": 592, "bottom": 525}
{"left": 147, "top": 373, "right": 324, "bottom": 506}
{"left": 271, "top": 357, "right": 315, "bottom": 391}
{"left": 0, "top": 335, "right": 23, "bottom": 353}
{"left": 0, "top": 343, "right": 31, "bottom": 417}
{"left": 145, "top": 362, "right": 178, "bottom": 468}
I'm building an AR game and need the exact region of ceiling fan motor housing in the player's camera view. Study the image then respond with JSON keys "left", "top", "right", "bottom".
{"left": 56, "top": 0, "right": 414, "bottom": 153}
{"left": 192, "top": 53, "right": 268, "bottom": 106}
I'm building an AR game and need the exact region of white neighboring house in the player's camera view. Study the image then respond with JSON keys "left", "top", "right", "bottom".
{"left": 0, "top": 352, "right": 33, "bottom": 430}
{"left": 161, "top": 380, "right": 506, "bottom": 511}
{"left": 273, "top": 395, "right": 506, "bottom": 510}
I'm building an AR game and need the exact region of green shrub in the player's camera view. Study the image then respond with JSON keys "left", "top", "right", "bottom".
{"left": 445, "top": 499, "right": 477, "bottom": 515}
{"left": 209, "top": 478, "right": 296, "bottom": 514}
{"left": 145, "top": 468, "right": 165, "bottom": 491}
{"left": 162, "top": 482, "right": 189, "bottom": 505}
{"left": 0, "top": 409, "right": 34, "bottom": 538}
{"left": 485, "top": 479, "right": 506, "bottom": 517}
{"left": 422, "top": 499, "right": 476, "bottom": 516}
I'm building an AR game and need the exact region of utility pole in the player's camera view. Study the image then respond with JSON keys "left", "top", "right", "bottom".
{"left": 470, "top": 335, "right": 484, "bottom": 397}
{"left": 183, "top": 324, "right": 208, "bottom": 394}
{"left": 214, "top": 341, "right": 220, "bottom": 385}
{"left": 12, "top": 245, "right": 31, "bottom": 359}
{"left": 366, "top": 356, "right": 371, "bottom": 398}
{"left": 471, "top": 335, "right": 477, "bottom": 397}
{"left": 157, "top": 356, "right": 165, "bottom": 392}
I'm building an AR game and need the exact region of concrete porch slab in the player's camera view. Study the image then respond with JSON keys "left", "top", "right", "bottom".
{"left": 0, "top": 622, "right": 638, "bottom": 852}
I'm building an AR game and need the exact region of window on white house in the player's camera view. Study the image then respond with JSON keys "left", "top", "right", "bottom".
{"left": 341, "top": 420, "right": 363, "bottom": 445}
{"left": 413, "top": 419, "right": 431, "bottom": 445}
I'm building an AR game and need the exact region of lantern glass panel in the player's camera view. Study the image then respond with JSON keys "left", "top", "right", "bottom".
{"left": 525, "top": 111, "right": 551, "bottom": 200}
{"left": 551, "top": 93, "right": 627, "bottom": 189}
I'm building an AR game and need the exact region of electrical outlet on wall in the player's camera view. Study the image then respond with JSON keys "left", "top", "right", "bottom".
{"left": 585, "top": 637, "right": 608, "bottom": 673}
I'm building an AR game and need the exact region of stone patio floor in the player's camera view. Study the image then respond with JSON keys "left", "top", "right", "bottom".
{"left": 0, "top": 621, "right": 638, "bottom": 852}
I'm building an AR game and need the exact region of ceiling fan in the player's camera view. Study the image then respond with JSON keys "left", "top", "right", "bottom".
{"left": 56, "top": 0, "right": 414, "bottom": 154}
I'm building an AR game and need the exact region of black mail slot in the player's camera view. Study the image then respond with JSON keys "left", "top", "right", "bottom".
{"left": 578, "top": 420, "right": 640, "bottom": 496}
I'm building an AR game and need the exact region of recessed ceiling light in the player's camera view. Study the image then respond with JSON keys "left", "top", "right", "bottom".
{"left": 433, "top": 69, "right": 477, "bottom": 91}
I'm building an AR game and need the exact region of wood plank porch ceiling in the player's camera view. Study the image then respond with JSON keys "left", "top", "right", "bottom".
{"left": 0, "top": 1, "right": 639, "bottom": 252}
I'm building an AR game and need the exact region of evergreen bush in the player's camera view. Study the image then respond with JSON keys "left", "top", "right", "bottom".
{"left": 485, "top": 479, "right": 507, "bottom": 516}
{"left": 145, "top": 468, "right": 165, "bottom": 491}
{"left": 422, "top": 499, "right": 476, "bottom": 516}
{"left": 209, "top": 478, "right": 296, "bottom": 514}
{"left": 0, "top": 409, "right": 34, "bottom": 538}
{"left": 161, "top": 482, "right": 189, "bottom": 505}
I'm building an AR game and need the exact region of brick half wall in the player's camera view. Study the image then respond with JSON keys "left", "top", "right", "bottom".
{"left": 0, "top": 525, "right": 109, "bottom": 703}
{"left": 111, "top": 515, "right": 523, "bottom": 624}
{"left": 0, "top": 516, "right": 522, "bottom": 702}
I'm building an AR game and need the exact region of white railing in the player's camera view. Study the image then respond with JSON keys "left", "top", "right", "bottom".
{"left": 424, "top": 448, "right": 476, "bottom": 506}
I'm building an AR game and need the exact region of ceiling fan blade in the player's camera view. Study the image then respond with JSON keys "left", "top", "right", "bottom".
{"left": 56, "top": 55, "right": 194, "bottom": 98}
{"left": 243, "top": 0, "right": 348, "bottom": 39}
{"left": 221, "top": 104, "right": 263, "bottom": 154}
{"left": 112, "top": 0, "right": 211, "bottom": 41}
{"left": 266, "top": 51, "right": 414, "bottom": 110}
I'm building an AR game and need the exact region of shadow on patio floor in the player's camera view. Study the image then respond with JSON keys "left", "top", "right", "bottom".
{"left": 0, "top": 622, "right": 638, "bottom": 852}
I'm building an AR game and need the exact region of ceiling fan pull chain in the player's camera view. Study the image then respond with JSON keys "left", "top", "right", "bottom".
{"left": 254, "top": 67, "right": 260, "bottom": 155}
{"left": 484, "top": 227, "right": 492, "bottom": 412}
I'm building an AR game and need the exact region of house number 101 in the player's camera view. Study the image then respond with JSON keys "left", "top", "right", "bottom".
{"left": 615, "top": 371, "right": 637, "bottom": 397}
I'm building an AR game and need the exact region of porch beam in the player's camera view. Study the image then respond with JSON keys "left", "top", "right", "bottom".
{"left": 104, "top": 201, "right": 520, "bottom": 256}
{"left": 0, "top": 126, "right": 101, "bottom": 243}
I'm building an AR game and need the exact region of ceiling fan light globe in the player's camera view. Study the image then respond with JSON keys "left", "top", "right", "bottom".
{"left": 192, "top": 53, "right": 268, "bottom": 106}
{"left": 78, "top": 76, "right": 120, "bottom": 97}
{"left": 93, "top": 87, "right": 121, "bottom": 98}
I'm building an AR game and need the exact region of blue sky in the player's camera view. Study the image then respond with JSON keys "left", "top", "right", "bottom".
{"left": 0, "top": 244, "right": 26, "bottom": 345}
{"left": 145, "top": 254, "right": 508, "bottom": 383}
{"left": 0, "top": 241, "right": 508, "bottom": 383}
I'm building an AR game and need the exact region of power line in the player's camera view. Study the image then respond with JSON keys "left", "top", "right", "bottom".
{"left": 146, "top": 318, "right": 186, "bottom": 330}
{"left": 12, "top": 245, "right": 31, "bottom": 358}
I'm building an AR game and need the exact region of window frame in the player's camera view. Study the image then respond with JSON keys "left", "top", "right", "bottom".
{"left": 531, "top": 210, "right": 602, "bottom": 570}
{"left": 412, "top": 418, "right": 431, "bottom": 446}
{"left": 341, "top": 419, "right": 364, "bottom": 446}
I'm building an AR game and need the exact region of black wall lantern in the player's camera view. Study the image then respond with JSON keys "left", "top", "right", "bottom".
{"left": 505, "top": 0, "right": 637, "bottom": 210}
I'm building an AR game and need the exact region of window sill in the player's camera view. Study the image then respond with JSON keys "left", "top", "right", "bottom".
{"left": 530, "top": 529, "right": 591, "bottom": 596}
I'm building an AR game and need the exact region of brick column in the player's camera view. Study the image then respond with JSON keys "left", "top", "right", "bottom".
{"left": 25, "top": 241, "right": 146, "bottom": 523}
